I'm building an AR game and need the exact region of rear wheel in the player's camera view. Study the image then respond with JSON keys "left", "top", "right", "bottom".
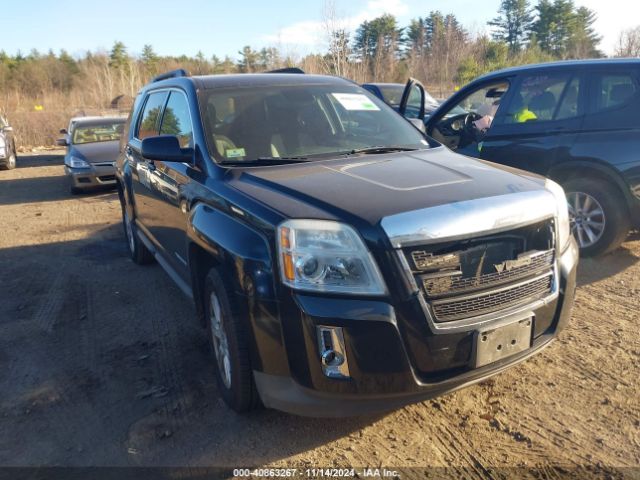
{"left": 121, "top": 206, "right": 155, "bottom": 264}
{"left": 563, "top": 178, "right": 630, "bottom": 256}
{"left": 204, "top": 268, "right": 260, "bottom": 413}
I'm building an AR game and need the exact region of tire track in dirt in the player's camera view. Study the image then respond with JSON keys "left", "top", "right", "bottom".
{"left": 125, "top": 272, "right": 198, "bottom": 464}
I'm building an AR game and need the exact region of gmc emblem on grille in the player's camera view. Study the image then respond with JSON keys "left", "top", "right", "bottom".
{"left": 494, "top": 254, "right": 533, "bottom": 273}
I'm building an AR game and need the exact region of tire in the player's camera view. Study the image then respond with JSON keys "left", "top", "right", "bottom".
{"left": 121, "top": 203, "right": 155, "bottom": 265}
{"left": 563, "top": 178, "right": 630, "bottom": 257}
{"left": 204, "top": 267, "right": 260, "bottom": 413}
{"left": 0, "top": 150, "right": 16, "bottom": 170}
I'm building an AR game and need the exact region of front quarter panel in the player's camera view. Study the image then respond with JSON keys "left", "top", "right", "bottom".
{"left": 188, "top": 202, "right": 290, "bottom": 375}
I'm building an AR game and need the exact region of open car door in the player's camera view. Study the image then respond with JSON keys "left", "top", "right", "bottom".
{"left": 399, "top": 78, "right": 426, "bottom": 121}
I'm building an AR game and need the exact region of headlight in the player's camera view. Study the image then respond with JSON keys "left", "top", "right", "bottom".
{"left": 277, "top": 219, "right": 387, "bottom": 295}
{"left": 545, "top": 179, "right": 571, "bottom": 251}
{"left": 66, "top": 155, "right": 89, "bottom": 168}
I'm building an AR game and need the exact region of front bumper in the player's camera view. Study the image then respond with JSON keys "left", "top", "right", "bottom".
{"left": 253, "top": 239, "right": 578, "bottom": 417}
{"left": 65, "top": 164, "right": 117, "bottom": 189}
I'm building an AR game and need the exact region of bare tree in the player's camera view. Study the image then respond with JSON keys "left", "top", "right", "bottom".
{"left": 615, "top": 26, "right": 640, "bottom": 57}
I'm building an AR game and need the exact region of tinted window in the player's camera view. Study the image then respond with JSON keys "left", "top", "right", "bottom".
{"left": 160, "top": 92, "right": 193, "bottom": 148}
{"left": 503, "top": 74, "right": 580, "bottom": 124}
{"left": 137, "top": 91, "right": 168, "bottom": 140}
{"left": 595, "top": 74, "right": 637, "bottom": 111}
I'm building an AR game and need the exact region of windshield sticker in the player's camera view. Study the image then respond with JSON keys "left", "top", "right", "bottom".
{"left": 225, "top": 147, "right": 246, "bottom": 158}
{"left": 332, "top": 93, "right": 380, "bottom": 111}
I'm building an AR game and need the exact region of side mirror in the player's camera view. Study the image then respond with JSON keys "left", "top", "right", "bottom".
{"left": 56, "top": 138, "right": 69, "bottom": 146}
{"left": 408, "top": 118, "right": 426, "bottom": 133}
{"left": 3, "top": 126, "right": 13, "bottom": 133}
{"left": 141, "top": 135, "right": 192, "bottom": 162}
{"left": 59, "top": 128, "right": 68, "bottom": 134}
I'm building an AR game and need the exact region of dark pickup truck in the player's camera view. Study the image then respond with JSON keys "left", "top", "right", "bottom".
{"left": 116, "top": 69, "right": 578, "bottom": 417}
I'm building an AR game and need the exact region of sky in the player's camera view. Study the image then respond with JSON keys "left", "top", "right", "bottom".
{"left": 2, "top": 0, "right": 638, "bottom": 59}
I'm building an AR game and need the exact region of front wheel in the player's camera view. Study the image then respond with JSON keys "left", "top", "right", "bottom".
{"left": 0, "top": 151, "right": 16, "bottom": 170}
{"left": 204, "top": 268, "right": 260, "bottom": 413}
{"left": 563, "top": 178, "right": 630, "bottom": 257}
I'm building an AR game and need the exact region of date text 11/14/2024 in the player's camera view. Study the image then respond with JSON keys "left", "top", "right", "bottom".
{"left": 233, "top": 468, "right": 401, "bottom": 478}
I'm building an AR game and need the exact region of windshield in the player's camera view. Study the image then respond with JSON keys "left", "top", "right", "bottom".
{"left": 378, "top": 85, "right": 438, "bottom": 107}
{"left": 378, "top": 85, "right": 405, "bottom": 106}
{"left": 72, "top": 122, "right": 124, "bottom": 144}
{"left": 199, "top": 84, "right": 429, "bottom": 164}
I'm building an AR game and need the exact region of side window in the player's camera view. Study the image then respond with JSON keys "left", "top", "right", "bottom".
{"left": 136, "top": 91, "right": 168, "bottom": 140}
{"left": 594, "top": 74, "right": 637, "bottom": 112}
{"left": 160, "top": 92, "right": 193, "bottom": 148}
{"left": 432, "top": 81, "right": 509, "bottom": 146}
{"left": 503, "top": 74, "right": 580, "bottom": 124}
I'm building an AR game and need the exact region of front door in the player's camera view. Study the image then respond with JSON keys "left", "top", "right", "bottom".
{"left": 399, "top": 78, "right": 426, "bottom": 123}
{"left": 129, "top": 90, "right": 169, "bottom": 244}
{"left": 479, "top": 71, "right": 586, "bottom": 176}
{"left": 426, "top": 79, "right": 512, "bottom": 158}
{"left": 144, "top": 90, "right": 195, "bottom": 282}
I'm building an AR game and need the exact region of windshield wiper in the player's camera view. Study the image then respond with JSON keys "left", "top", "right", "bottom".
{"left": 345, "top": 146, "right": 419, "bottom": 155}
{"left": 221, "top": 156, "right": 310, "bottom": 166}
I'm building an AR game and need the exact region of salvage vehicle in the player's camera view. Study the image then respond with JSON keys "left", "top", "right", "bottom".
{"left": 417, "top": 59, "right": 640, "bottom": 256}
{"left": 116, "top": 69, "right": 578, "bottom": 416}
{"left": 0, "top": 115, "right": 17, "bottom": 170}
{"left": 362, "top": 81, "right": 440, "bottom": 121}
{"left": 59, "top": 116, "right": 125, "bottom": 193}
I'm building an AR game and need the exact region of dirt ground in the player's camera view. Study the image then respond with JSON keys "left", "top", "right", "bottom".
{"left": 0, "top": 152, "right": 638, "bottom": 478}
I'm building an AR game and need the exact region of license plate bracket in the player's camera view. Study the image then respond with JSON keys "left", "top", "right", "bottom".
{"left": 474, "top": 317, "right": 533, "bottom": 368}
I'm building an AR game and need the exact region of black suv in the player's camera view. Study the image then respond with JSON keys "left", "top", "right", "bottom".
{"left": 415, "top": 59, "right": 640, "bottom": 256}
{"left": 0, "top": 115, "right": 17, "bottom": 170}
{"left": 116, "top": 70, "right": 578, "bottom": 416}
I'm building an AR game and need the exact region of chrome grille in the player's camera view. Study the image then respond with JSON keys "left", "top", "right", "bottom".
{"left": 431, "top": 273, "right": 553, "bottom": 322}
{"left": 400, "top": 219, "right": 557, "bottom": 325}
{"left": 422, "top": 249, "right": 554, "bottom": 297}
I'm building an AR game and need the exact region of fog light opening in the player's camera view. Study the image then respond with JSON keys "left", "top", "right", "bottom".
{"left": 317, "top": 326, "right": 350, "bottom": 379}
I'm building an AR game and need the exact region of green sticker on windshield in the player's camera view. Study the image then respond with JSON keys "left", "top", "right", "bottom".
{"left": 225, "top": 147, "right": 246, "bottom": 158}
{"left": 332, "top": 93, "right": 380, "bottom": 111}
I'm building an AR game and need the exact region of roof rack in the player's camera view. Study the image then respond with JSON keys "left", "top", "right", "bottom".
{"left": 151, "top": 69, "right": 190, "bottom": 83}
{"left": 267, "top": 67, "right": 305, "bottom": 74}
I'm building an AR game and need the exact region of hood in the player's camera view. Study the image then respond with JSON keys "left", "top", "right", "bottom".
{"left": 69, "top": 141, "right": 120, "bottom": 164}
{"left": 228, "top": 147, "right": 546, "bottom": 226}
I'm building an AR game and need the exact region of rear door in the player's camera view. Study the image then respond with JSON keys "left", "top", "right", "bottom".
{"left": 569, "top": 66, "right": 640, "bottom": 177}
{"left": 478, "top": 69, "right": 587, "bottom": 176}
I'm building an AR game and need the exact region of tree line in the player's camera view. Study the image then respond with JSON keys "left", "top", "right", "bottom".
{"left": 1, "top": 0, "right": 638, "bottom": 146}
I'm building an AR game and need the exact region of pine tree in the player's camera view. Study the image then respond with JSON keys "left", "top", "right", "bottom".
{"left": 353, "top": 14, "right": 403, "bottom": 60}
{"left": 109, "top": 41, "right": 128, "bottom": 69}
{"left": 489, "top": 0, "right": 534, "bottom": 53}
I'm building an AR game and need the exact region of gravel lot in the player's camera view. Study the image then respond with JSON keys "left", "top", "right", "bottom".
{"left": 0, "top": 152, "right": 638, "bottom": 478}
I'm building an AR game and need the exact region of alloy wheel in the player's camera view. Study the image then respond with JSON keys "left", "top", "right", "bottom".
{"left": 567, "top": 191, "right": 606, "bottom": 249}
{"left": 209, "top": 292, "right": 232, "bottom": 388}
